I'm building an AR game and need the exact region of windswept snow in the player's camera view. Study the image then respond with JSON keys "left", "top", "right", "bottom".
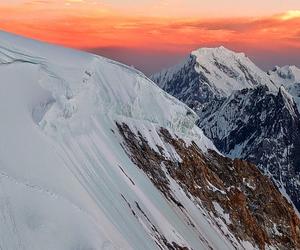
{"left": 0, "top": 31, "right": 250, "bottom": 249}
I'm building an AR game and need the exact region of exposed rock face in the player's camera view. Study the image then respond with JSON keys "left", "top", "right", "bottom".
{"left": 151, "top": 55, "right": 217, "bottom": 112}
{"left": 151, "top": 47, "right": 300, "bottom": 213}
{"left": 197, "top": 86, "right": 300, "bottom": 211}
{"left": 117, "top": 122, "right": 300, "bottom": 250}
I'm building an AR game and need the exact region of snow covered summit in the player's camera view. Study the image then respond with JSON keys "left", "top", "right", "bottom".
{"left": 191, "top": 46, "right": 278, "bottom": 94}
{"left": 151, "top": 46, "right": 278, "bottom": 112}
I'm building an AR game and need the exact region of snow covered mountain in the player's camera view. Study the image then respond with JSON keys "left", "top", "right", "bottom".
{"left": 151, "top": 47, "right": 300, "bottom": 214}
{"left": 151, "top": 46, "right": 278, "bottom": 112}
{"left": 0, "top": 31, "right": 299, "bottom": 250}
{"left": 268, "top": 65, "right": 300, "bottom": 110}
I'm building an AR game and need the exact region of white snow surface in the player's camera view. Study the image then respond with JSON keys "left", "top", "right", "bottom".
{"left": 0, "top": 31, "right": 254, "bottom": 249}
{"left": 269, "top": 65, "right": 300, "bottom": 85}
{"left": 153, "top": 46, "right": 278, "bottom": 98}
{"left": 191, "top": 46, "right": 278, "bottom": 95}
{"left": 269, "top": 65, "right": 300, "bottom": 110}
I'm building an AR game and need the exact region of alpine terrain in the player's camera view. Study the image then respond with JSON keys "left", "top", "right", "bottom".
{"left": 0, "top": 31, "right": 299, "bottom": 250}
{"left": 152, "top": 46, "right": 300, "bottom": 213}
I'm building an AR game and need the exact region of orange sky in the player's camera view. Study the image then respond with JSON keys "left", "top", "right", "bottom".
{"left": 1, "top": 1, "right": 300, "bottom": 74}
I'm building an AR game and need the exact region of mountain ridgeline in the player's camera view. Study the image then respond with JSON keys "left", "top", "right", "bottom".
{"left": 152, "top": 46, "right": 300, "bottom": 212}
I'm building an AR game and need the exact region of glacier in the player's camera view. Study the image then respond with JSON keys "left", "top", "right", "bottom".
{"left": 0, "top": 31, "right": 254, "bottom": 250}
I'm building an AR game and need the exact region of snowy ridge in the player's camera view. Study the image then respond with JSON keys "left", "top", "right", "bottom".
{"left": 0, "top": 32, "right": 202, "bottom": 137}
{"left": 269, "top": 65, "right": 300, "bottom": 110}
{"left": 0, "top": 31, "right": 252, "bottom": 250}
{"left": 0, "top": 31, "right": 299, "bottom": 249}
{"left": 269, "top": 65, "right": 300, "bottom": 84}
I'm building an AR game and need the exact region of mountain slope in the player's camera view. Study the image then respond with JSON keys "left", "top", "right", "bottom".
{"left": 0, "top": 31, "right": 215, "bottom": 250}
{"left": 0, "top": 32, "right": 299, "bottom": 250}
{"left": 197, "top": 86, "right": 300, "bottom": 210}
{"left": 151, "top": 47, "right": 300, "bottom": 213}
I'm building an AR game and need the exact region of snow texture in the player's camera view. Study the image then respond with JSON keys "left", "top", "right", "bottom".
{"left": 0, "top": 31, "right": 252, "bottom": 249}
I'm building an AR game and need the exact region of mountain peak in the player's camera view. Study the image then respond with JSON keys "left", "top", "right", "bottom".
{"left": 152, "top": 46, "right": 278, "bottom": 111}
{"left": 152, "top": 43, "right": 300, "bottom": 218}
{"left": 191, "top": 46, "right": 245, "bottom": 59}
{"left": 269, "top": 64, "right": 300, "bottom": 83}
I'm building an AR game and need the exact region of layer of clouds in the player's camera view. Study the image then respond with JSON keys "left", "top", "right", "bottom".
{"left": 0, "top": 3, "right": 299, "bottom": 74}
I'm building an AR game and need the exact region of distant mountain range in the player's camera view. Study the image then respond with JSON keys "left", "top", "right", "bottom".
{"left": 152, "top": 46, "right": 300, "bottom": 212}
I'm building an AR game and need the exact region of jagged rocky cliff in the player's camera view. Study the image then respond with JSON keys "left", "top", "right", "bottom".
{"left": 197, "top": 86, "right": 300, "bottom": 210}
{"left": 151, "top": 47, "right": 300, "bottom": 213}
{"left": 118, "top": 122, "right": 300, "bottom": 250}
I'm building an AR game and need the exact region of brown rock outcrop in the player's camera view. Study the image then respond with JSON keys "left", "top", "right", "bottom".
{"left": 117, "top": 122, "right": 300, "bottom": 250}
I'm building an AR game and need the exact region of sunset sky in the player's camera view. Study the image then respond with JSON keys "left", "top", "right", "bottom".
{"left": 1, "top": 0, "right": 300, "bottom": 74}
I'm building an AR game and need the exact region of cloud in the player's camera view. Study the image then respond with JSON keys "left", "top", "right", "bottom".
{"left": 0, "top": 6, "right": 299, "bottom": 60}
{"left": 0, "top": 4, "right": 299, "bottom": 73}
{"left": 279, "top": 10, "right": 300, "bottom": 20}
